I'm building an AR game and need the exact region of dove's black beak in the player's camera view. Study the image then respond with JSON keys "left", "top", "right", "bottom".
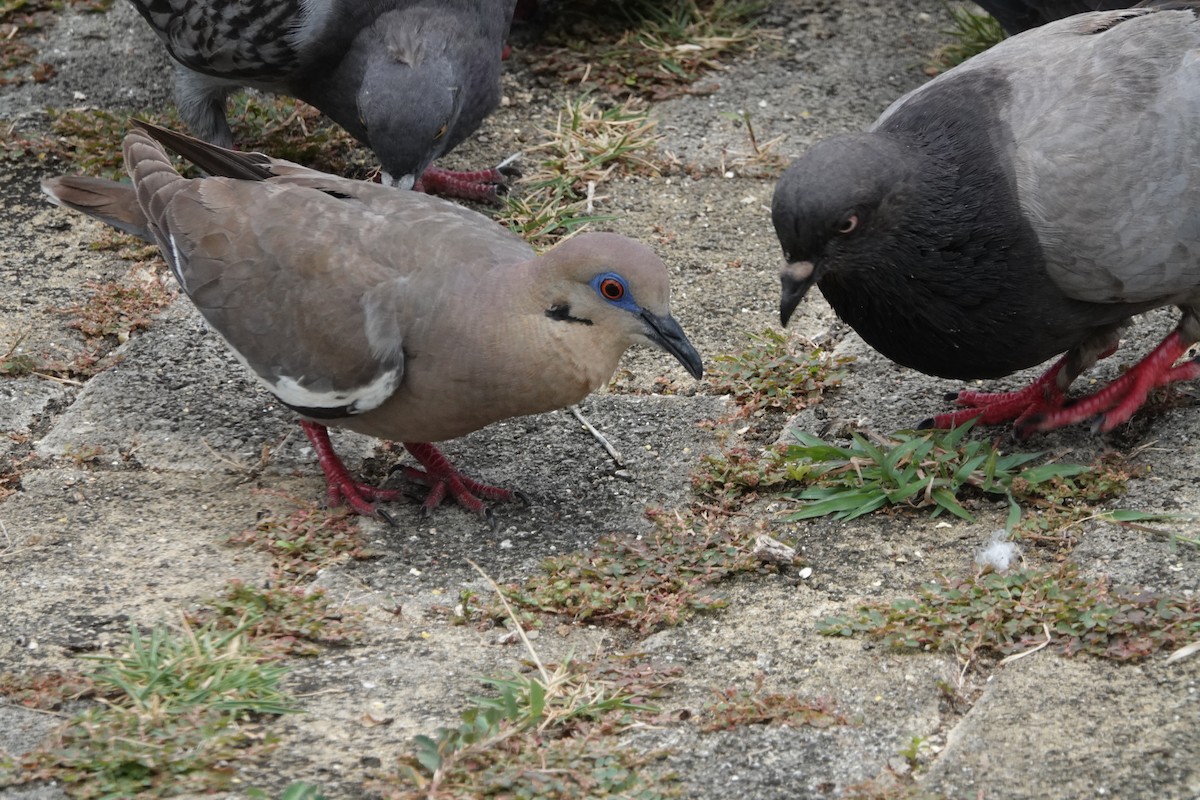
{"left": 642, "top": 311, "right": 704, "bottom": 379}
{"left": 780, "top": 260, "right": 817, "bottom": 327}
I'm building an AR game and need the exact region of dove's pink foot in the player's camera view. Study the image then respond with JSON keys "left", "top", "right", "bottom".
{"left": 300, "top": 421, "right": 403, "bottom": 521}
{"left": 398, "top": 442, "right": 524, "bottom": 519}
{"left": 1019, "top": 330, "right": 1200, "bottom": 436}
{"left": 415, "top": 165, "right": 517, "bottom": 204}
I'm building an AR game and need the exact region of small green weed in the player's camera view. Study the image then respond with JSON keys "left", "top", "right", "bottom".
{"left": 500, "top": 95, "right": 660, "bottom": 245}
{"left": 709, "top": 328, "right": 851, "bottom": 417}
{"left": 0, "top": 669, "right": 95, "bottom": 710}
{"left": 928, "top": 3, "right": 1006, "bottom": 73}
{"left": 226, "top": 493, "right": 374, "bottom": 580}
{"left": 190, "top": 580, "right": 365, "bottom": 657}
{"left": 0, "top": 336, "right": 109, "bottom": 382}
{"left": 700, "top": 674, "right": 848, "bottom": 732}
{"left": 778, "top": 422, "right": 1125, "bottom": 523}
{"left": 66, "top": 279, "right": 174, "bottom": 342}
{"left": 531, "top": 0, "right": 770, "bottom": 101}
{"left": 8, "top": 619, "right": 294, "bottom": 797}
{"left": 501, "top": 508, "right": 761, "bottom": 633}
{"left": 691, "top": 444, "right": 793, "bottom": 509}
{"left": 381, "top": 655, "right": 676, "bottom": 799}
{"left": 819, "top": 562, "right": 1200, "bottom": 663}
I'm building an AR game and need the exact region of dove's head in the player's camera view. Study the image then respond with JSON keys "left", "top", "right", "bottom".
{"left": 532, "top": 233, "right": 704, "bottom": 385}
{"left": 356, "top": 12, "right": 464, "bottom": 189}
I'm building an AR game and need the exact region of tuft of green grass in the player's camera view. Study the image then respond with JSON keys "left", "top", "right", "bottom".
{"left": 819, "top": 562, "right": 1200, "bottom": 663}
{"left": 499, "top": 95, "right": 661, "bottom": 246}
{"left": 7, "top": 619, "right": 294, "bottom": 797}
{"left": 776, "top": 421, "right": 1126, "bottom": 523}
{"left": 530, "top": 0, "right": 771, "bottom": 102}
{"left": 500, "top": 507, "right": 764, "bottom": 633}
{"left": 700, "top": 675, "right": 848, "bottom": 732}
{"left": 379, "top": 655, "right": 677, "bottom": 799}
{"left": 709, "top": 328, "right": 851, "bottom": 417}
{"left": 189, "top": 580, "right": 366, "bottom": 657}
{"left": 928, "top": 4, "right": 1006, "bottom": 73}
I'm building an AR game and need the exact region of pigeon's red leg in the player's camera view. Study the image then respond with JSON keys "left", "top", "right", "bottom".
{"left": 399, "top": 442, "right": 521, "bottom": 518}
{"left": 415, "top": 165, "right": 517, "bottom": 204}
{"left": 300, "top": 421, "right": 403, "bottom": 519}
{"left": 923, "top": 357, "right": 1070, "bottom": 429}
{"left": 1019, "top": 330, "right": 1200, "bottom": 435}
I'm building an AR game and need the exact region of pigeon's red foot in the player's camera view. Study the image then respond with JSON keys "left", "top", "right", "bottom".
{"left": 1019, "top": 330, "right": 1200, "bottom": 436}
{"left": 923, "top": 357, "right": 1070, "bottom": 432}
{"left": 415, "top": 164, "right": 519, "bottom": 204}
{"left": 922, "top": 330, "right": 1200, "bottom": 437}
{"left": 398, "top": 442, "right": 524, "bottom": 520}
{"left": 301, "top": 421, "right": 404, "bottom": 521}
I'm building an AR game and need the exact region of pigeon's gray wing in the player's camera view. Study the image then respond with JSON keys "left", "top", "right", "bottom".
{"left": 889, "top": 9, "right": 1200, "bottom": 306}
{"left": 128, "top": 0, "right": 321, "bottom": 80}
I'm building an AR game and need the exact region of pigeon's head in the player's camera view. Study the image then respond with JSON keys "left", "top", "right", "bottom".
{"left": 535, "top": 232, "right": 703, "bottom": 382}
{"left": 356, "top": 16, "right": 465, "bottom": 189}
{"left": 772, "top": 133, "right": 919, "bottom": 326}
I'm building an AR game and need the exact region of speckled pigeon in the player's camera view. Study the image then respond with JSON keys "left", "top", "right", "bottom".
{"left": 128, "top": 0, "right": 518, "bottom": 200}
{"left": 973, "top": 0, "right": 1135, "bottom": 33}
{"left": 772, "top": 6, "right": 1200, "bottom": 437}
{"left": 42, "top": 121, "right": 703, "bottom": 521}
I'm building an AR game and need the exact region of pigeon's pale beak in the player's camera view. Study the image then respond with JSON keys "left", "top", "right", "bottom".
{"left": 641, "top": 310, "right": 704, "bottom": 379}
{"left": 780, "top": 260, "right": 817, "bottom": 327}
{"left": 380, "top": 171, "right": 417, "bottom": 190}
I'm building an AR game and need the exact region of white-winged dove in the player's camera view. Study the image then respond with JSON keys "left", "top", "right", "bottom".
{"left": 128, "top": 0, "right": 518, "bottom": 200}
{"left": 43, "top": 121, "right": 703, "bottom": 521}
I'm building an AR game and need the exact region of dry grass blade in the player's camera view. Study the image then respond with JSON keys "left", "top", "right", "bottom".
{"left": 500, "top": 95, "right": 661, "bottom": 246}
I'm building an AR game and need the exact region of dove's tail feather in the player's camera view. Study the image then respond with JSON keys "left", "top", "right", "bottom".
{"left": 39, "top": 175, "right": 153, "bottom": 241}
{"left": 131, "top": 118, "right": 275, "bottom": 181}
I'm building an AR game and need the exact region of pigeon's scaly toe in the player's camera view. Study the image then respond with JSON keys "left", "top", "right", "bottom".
{"left": 416, "top": 165, "right": 514, "bottom": 204}
{"left": 1019, "top": 331, "right": 1200, "bottom": 434}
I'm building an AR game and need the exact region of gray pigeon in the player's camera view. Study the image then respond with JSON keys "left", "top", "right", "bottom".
{"left": 772, "top": 6, "right": 1200, "bottom": 437}
{"left": 129, "top": 0, "right": 517, "bottom": 200}
{"left": 42, "top": 122, "right": 703, "bottom": 521}
{"left": 973, "top": 0, "right": 1134, "bottom": 33}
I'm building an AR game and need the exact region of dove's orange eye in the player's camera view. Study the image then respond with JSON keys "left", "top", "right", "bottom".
{"left": 434, "top": 123, "right": 448, "bottom": 140}
{"left": 600, "top": 278, "right": 625, "bottom": 300}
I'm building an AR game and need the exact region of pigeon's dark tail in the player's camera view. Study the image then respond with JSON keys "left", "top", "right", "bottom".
{"left": 131, "top": 118, "right": 275, "bottom": 182}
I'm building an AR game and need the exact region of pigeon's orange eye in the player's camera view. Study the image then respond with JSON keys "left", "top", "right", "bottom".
{"left": 434, "top": 123, "right": 448, "bottom": 140}
{"left": 836, "top": 214, "right": 858, "bottom": 235}
{"left": 600, "top": 278, "right": 625, "bottom": 300}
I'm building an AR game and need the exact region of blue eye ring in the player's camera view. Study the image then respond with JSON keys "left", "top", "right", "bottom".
{"left": 591, "top": 272, "right": 632, "bottom": 306}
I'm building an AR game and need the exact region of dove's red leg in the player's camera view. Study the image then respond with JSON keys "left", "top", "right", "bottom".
{"left": 399, "top": 442, "right": 520, "bottom": 518}
{"left": 300, "top": 421, "right": 403, "bottom": 519}
{"left": 1018, "top": 330, "right": 1200, "bottom": 435}
{"left": 415, "top": 166, "right": 515, "bottom": 204}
